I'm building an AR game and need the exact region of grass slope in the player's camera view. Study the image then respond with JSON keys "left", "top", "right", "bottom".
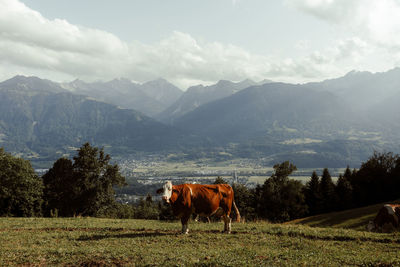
{"left": 1, "top": 217, "right": 399, "bottom": 266}
{"left": 288, "top": 201, "right": 400, "bottom": 231}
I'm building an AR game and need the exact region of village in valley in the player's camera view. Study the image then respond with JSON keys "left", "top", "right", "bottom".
{"left": 115, "top": 155, "right": 345, "bottom": 203}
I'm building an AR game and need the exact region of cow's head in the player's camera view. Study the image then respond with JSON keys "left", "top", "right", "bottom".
{"left": 156, "top": 181, "right": 173, "bottom": 203}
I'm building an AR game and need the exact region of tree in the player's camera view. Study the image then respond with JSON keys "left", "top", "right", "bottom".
{"left": 335, "top": 174, "right": 353, "bottom": 210}
{"left": 158, "top": 200, "right": 174, "bottom": 221}
{"left": 391, "top": 157, "right": 400, "bottom": 194}
{"left": 134, "top": 194, "right": 159, "bottom": 219}
{"left": 213, "top": 176, "right": 227, "bottom": 184}
{"left": 0, "top": 148, "right": 43, "bottom": 217}
{"left": 257, "top": 161, "right": 307, "bottom": 222}
{"left": 343, "top": 166, "right": 353, "bottom": 181}
{"left": 351, "top": 152, "right": 398, "bottom": 205}
{"left": 273, "top": 161, "right": 297, "bottom": 180}
{"left": 42, "top": 143, "right": 126, "bottom": 217}
{"left": 42, "top": 158, "right": 74, "bottom": 216}
{"left": 232, "top": 183, "right": 256, "bottom": 221}
{"left": 72, "top": 143, "right": 126, "bottom": 216}
{"left": 304, "top": 171, "right": 322, "bottom": 215}
{"left": 320, "top": 168, "right": 336, "bottom": 212}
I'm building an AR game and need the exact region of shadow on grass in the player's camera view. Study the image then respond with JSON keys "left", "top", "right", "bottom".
{"left": 262, "top": 229, "right": 400, "bottom": 244}
{"left": 76, "top": 226, "right": 399, "bottom": 244}
{"left": 77, "top": 230, "right": 173, "bottom": 241}
{"left": 77, "top": 229, "right": 239, "bottom": 241}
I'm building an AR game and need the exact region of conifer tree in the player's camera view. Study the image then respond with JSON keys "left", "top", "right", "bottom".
{"left": 320, "top": 168, "right": 336, "bottom": 212}
{"left": 335, "top": 174, "right": 353, "bottom": 210}
{"left": 304, "top": 171, "right": 322, "bottom": 215}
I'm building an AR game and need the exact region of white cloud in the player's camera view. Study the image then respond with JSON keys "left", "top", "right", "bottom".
{"left": 0, "top": 0, "right": 396, "bottom": 89}
{"left": 286, "top": 0, "right": 400, "bottom": 49}
{"left": 284, "top": 0, "right": 400, "bottom": 80}
{"left": 0, "top": 0, "right": 274, "bottom": 88}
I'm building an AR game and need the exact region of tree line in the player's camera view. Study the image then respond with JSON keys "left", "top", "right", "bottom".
{"left": 232, "top": 152, "right": 400, "bottom": 222}
{"left": 1, "top": 144, "right": 399, "bottom": 222}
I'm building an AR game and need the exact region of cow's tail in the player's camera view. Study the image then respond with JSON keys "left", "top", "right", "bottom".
{"left": 233, "top": 200, "right": 241, "bottom": 222}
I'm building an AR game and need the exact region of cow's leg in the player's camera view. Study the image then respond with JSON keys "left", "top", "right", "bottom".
{"left": 181, "top": 214, "right": 190, "bottom": 234}
{"left": 223, "top": 215, "right": 232, "bottom": 234}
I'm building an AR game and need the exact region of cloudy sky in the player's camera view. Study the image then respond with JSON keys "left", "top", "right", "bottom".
{"left": 1, "top": 0, "right": 400, "bottom": 89}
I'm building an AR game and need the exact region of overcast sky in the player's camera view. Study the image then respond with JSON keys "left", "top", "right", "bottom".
{"left": 1, "top": 0, "right": 400, "bottom": 89}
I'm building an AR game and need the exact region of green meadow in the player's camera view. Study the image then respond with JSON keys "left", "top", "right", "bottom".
{"left": 1, "top": 215, "right": 399, "bottom": 266}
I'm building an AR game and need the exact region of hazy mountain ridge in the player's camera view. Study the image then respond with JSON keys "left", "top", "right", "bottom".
{"left": 61, "top": 77, "right": 183, "bottom": 117}
{"left": 306, "top": 67, "right": 400, "bottom": 110}
{"left": 370, "top": 90, "right": 400, "bottom": 138}
{"left": 157, "top": 79, "right": 261, "bottom": 123}
{"left": 173, "top": 83, "right": 361, "bottom": 142}
{"left": 140, "top": 78, "right": 183, "bottom": 107}
{"left": 2, "top": 75, "right": 67, "bottom": 95}
{"left": 168, "top": 68, "right": 400, "bottom": 143}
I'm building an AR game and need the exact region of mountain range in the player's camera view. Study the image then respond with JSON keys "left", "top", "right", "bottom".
{"left": 1, "top": 69, "right": 400, "bottom": 168}
{"left": 157, "top": 79, "right": 264, "bottom": 123}
{"left": 0, "top": 76, "right": 201, "bottom": 166}
{"left": 61, "top": 78, "right": 183, "bottom": 117}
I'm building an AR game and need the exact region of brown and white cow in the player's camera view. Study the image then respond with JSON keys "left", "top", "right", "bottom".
{"left": 368, "top": 204, "right": 400, "bottom": 232}
{"left": 156, "top": 181, "right": 240, "bottom": 234}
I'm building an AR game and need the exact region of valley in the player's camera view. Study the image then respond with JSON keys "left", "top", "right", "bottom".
{"left": 2, "top": 68, "right": 400, "bottom": 171}
{"left": 114, "top": 156, "right": 345, "bottom": 202}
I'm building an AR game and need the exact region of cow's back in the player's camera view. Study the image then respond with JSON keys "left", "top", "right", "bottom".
{"left": 186, "top": 184, "right": 234, "bottom": 217}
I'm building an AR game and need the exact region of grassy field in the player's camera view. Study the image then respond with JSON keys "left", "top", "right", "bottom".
{"left": 1, "top": 217, "right": 399, "bottom": 266}
{"left": 288, "top": 201, "right": 400, "bottom": 231}
{"left": 288, "top": 203, "right": 384, "bottom": 231}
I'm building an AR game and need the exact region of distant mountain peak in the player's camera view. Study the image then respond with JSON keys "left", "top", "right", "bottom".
{"left": 344, "top": 69, "right": 371, "bottom": 77}
{"left": 1, "top": 75, "right": 65, "bottom": 94}
{"left": 237, "top": 79, "right": 257, "bottom": 88}
{"left": 345, "top": 70, "right": 357, "bottom": 76}
{"left": 258, "top": 79, "right": 274, "bottom": 85}
{"left": 11, "top": 74, "right": 27, "bottom": 80}
{"left": 70, "top": 78, "right": 87, "bottom": 85}
{"left": 9, "top": 75, "right": 41, "bottom": 82}
{"left": 216, "top": 80, "right": 234, "bottom": 86}
{"left": 239, "top": 78, "right": 255, "bottom": 84}
{"left": 143, "top": 78, "right": 173, "bottom": 87}
{"left": 186, "top": 84, "right": 205, "bottom": 92}
{"left": 151, "top": 77, "right": 168, "bottom": 83}
{"left": 109, "top": 77, "right": 134, "bottom": 85}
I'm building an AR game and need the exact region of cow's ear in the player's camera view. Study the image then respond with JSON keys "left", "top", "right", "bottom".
{"left": 156, "top": 188, "right": 163, "bottom": 194}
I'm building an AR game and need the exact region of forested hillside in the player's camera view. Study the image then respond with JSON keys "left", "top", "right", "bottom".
{"left": 0, "top": 76, "right": 197, "bottom": 166}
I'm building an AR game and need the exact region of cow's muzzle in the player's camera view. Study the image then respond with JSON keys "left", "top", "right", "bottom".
{"left": 162, "top": 196, "right": 170, "bottom": 204}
